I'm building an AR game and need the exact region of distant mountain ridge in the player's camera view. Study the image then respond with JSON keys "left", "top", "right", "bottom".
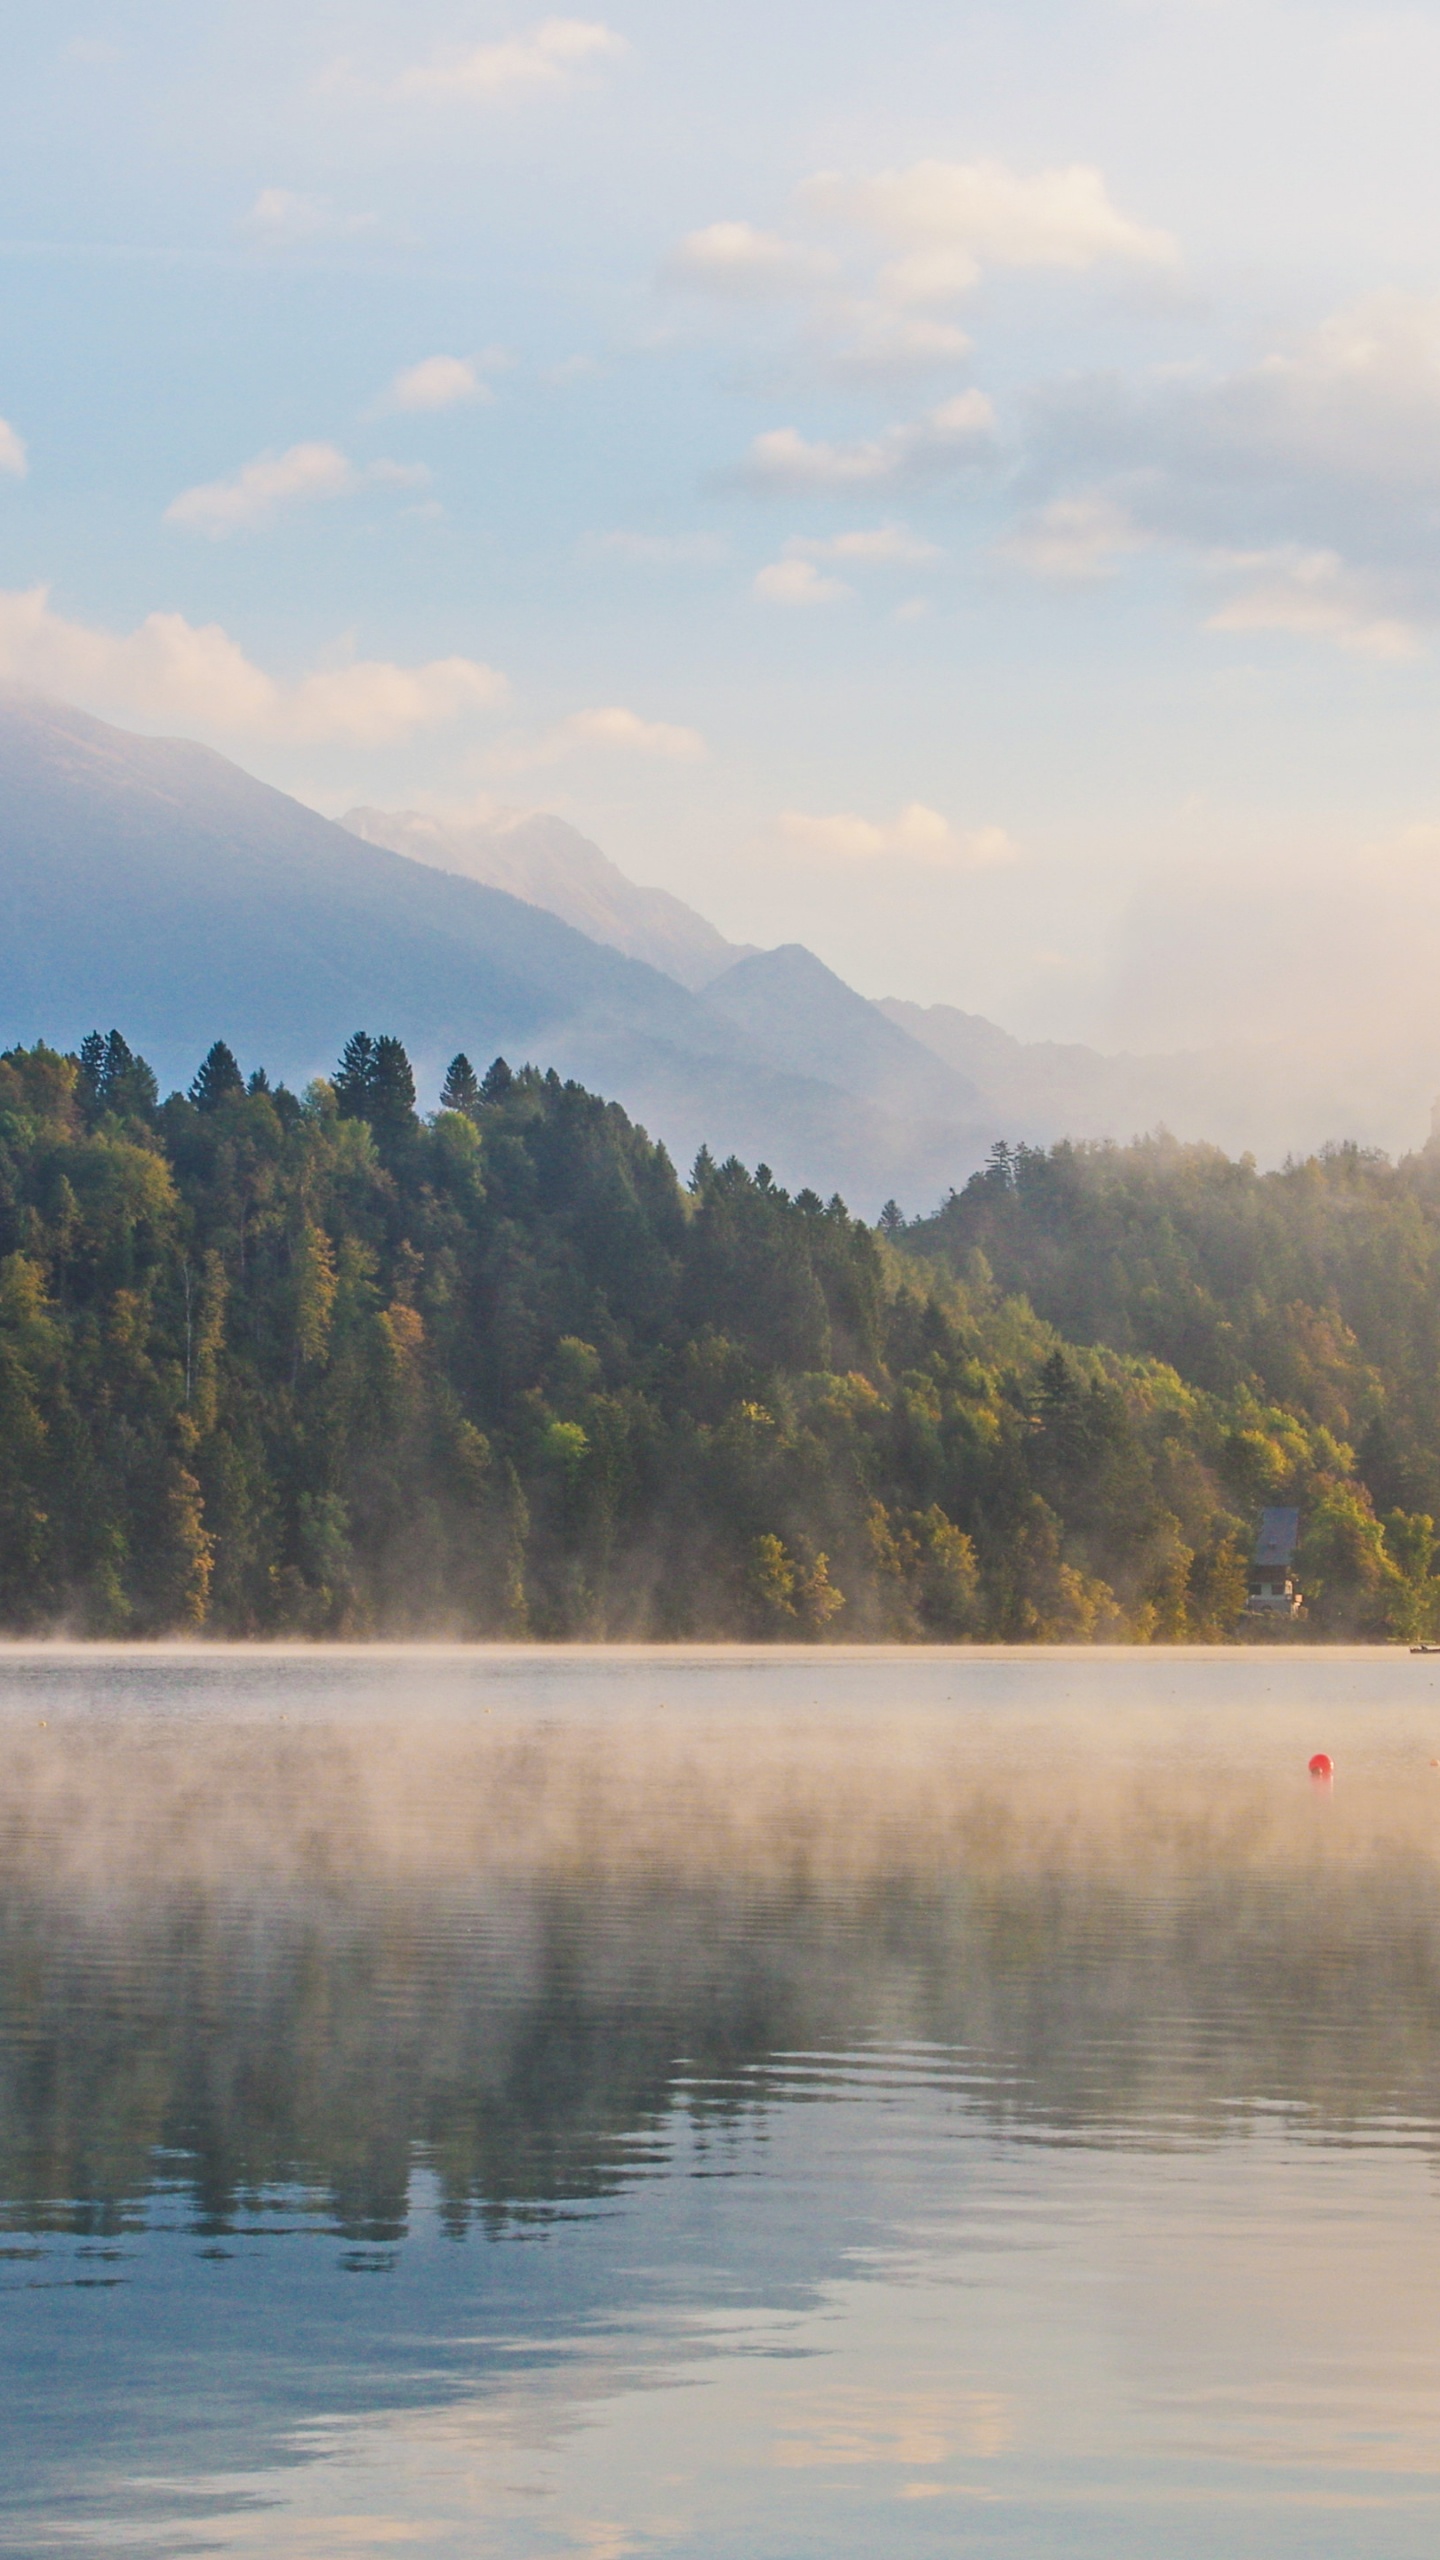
{"left": 0, "top": 689, "right": 1425, "bottom": 1216}
{"left": 878, "top": 996, "right": 1437, "bottom": 1169}
{"left": 708, "top": 946, "right": 981, "bottom": 1124}
{"left": 0, "top": 689, "right": 987, "bottom": 1212}
{"left": 343, "top": 803, "right": 754, "bottom": 991}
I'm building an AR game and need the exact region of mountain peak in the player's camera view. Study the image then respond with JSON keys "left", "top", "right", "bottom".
{"left": 342, "top": 803, "right": 752, "bottom": 993}
{"left": 705, "top": 942, "right": 984, "bottom": 1120}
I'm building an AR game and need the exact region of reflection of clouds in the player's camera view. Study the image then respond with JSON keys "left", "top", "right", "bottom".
{"left": 1110, "top": 2136, "right": 1440, "bottom": 2477}
{"left": 73, "top": 2120, "right": 1440, "bottom": 2552}
{"left": 771, "top": 2383, "right": 1011, "bottom": 2466}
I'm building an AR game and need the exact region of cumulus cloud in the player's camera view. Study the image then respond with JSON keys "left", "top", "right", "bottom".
{"left": 664, "top": 222, "right": 836, "bottom": 298}
{"left": 555, "top": 704, "right": 705, "bottom": 756}
{"left": 496, "top": 704, "right": 708, "bottom": 768}
{"left": 755, "top": 523, "right": 939, "bottom": 603}
{"left": 979, "top": 288, "right": 1440, "bottom": 657}
{"left": 961, "top": 289, "right": 1440, "bottom": 660}
{"left": 239, "top": 189, "right": 381, "bottom": 247}
{"left": 0, "top": 585, "right": 508, "bottom": 745}
{"left": 386, "top": 18, "right": 625, "bottom": 104}
{"left": 0, "top": 419, "right": 27, "bottom": 478}
{"left": 800, "top": 159, "right": 1177, "bottom": 305}
{"left": 778, "top": 804, "right": 1018, "bottom": 868}
{"left": 733, "top": 391, "right": 995, "bottom": 493}
{"left": 754, "top": 557, "right": 852, "bottom": 606}
{"left": 1226, "top": 292, "right": 1440, "bottom": 489}
{"left": 1032, "top": 295, "right": 1440, "bottom": 585}
{"left": 165, "top": 443, "right": 426, "bottom": 538}
{"left": 818, "top": 307, "right": 973, "bottom": 379}
{"left": 376, "top": 353, "right": 510, "bottom": 413}
{"left": 1205, "top": 548, "right": 1421, "bottom": 659}
{"left": 798, "top": 522, "right": 940, "bottom": 565}
{"left": 997, "top": 493, "right": 1148, "bottom": 582}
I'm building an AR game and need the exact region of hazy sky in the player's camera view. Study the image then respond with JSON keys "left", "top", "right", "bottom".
{"left": 4, "top": 0, "right": 1440, "bottom": 1041}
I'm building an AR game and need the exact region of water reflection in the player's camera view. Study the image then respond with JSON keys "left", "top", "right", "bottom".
{"left": 3, "top": 1647, "right": 1440, "bottom": 2555}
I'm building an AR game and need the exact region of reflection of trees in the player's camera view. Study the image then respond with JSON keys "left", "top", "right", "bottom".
{"left": 6, "top": 1842, "right": 1440, "bottom": 2242}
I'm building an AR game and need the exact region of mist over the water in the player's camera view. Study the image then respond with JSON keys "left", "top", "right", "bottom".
{"left": 8, "top": 1647, "right": 1440, "bottom": 2556}
{"left": 6, "top": 1646, "right": 1440, "bottom": 2238}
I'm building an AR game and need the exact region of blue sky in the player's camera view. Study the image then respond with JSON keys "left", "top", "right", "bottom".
{"left": 5, "top": 0, "right": 1440, "bottom": 1045}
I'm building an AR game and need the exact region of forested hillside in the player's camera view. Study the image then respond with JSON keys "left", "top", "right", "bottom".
{"left": 902, "top": 1131, "right": 1440, "bottom": 1636}
{"left": 1, "top": 1034, "right": 1435, "bottom": 1640}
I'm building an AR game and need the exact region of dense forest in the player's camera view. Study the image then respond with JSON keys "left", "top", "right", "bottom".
{"left": 900, "top": 1130, "right": 1440, "bottom": 1638}
{"left": 1, "top": 1029, "right": 1438, "bottom": 1639}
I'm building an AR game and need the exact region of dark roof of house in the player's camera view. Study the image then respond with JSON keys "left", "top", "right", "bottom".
{"left": 1255, "top": 1506, "right": 1301, "bottom": 1565}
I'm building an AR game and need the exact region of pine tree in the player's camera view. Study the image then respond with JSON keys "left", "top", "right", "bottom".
{"left": 369, "top": 1036, "right": 416, "bottom": 1139}
{"left": 440, "top": 1053, "right": 480, "bottom": 1114}
{"left": 102, "top": 1030, "right": 134, "bottom": 1090}
{"left": 334, "top": 1032, "right": 377, "bottom": 1117}
{"left": 190, "top": 1041, "right": 244, "bottom": 1114}
{"left": 76, "top": 1029, "right": 157, "bottom": 1124}
{"left": 76, "top": 1031, "right": 108, "bottom": 1126}
{"left": 481, "top": 1057, "right": 514, "bottom": 1103}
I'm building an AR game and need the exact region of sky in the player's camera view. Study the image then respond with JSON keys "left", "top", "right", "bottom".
{"left": 4, "top": 0, "right": 1440, "bottom": 1048}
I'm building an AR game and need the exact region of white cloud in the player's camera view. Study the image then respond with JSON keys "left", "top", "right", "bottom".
{"left": 388, "top": 18, "right": 625, "bottom": 104}
{"left": 497, "top": 703, "right": 708, "bottom": 767}
{"left": 664, "top": 222, "right": 836, "bottom": 298}
{"left": 819, "top": 307, "right": 973, "bottom": 379}
{"left": 997, "top": 494, "right": 1148, "bottom": 583}
{"left": 0, "top": 419, "right": 27, "bottom": 479}
{"left": 553, "top": 704, "right": 706, "bottom": 757}
{"left": 1031, "top": 293, "right": 1440, "bottom": 601}
{"left": 239, "top": 189, "right": 380, "bottom": 247}
{"left": 800, "top": 159, "right": 1178, "bottom": 305}
{"left": 377, "top": 353, "right": 510, "bottom": 413}
{"left": 735, "top": 392, "right": 995, "bottom": 493}
{"left": 794, "top": 522, "right": 940, "bottom": 565}
{"left": 778, "top": 805, "right": 1019, "bottom": 868}
{"left": 754, "top": 558, "right": 852, "bottom": 606}
{"left": 1205, "top": 548, "right": 1421, "bottom": 659}
{"left": 165, "top": 443, "right": 426, "bottom": 538}
{"left": 755, "top": 523, "right": 939, "bottom": 602}
{"left": 1238, "top": 293, "right": 1440, "bottom": 487}
{"left": 0, "top": 585, "right": 508, "bottom": 745}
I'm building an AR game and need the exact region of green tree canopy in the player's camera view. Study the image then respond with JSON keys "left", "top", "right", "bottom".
{"left": 189, "top": 1040, "right": 244, "bottom": 1114}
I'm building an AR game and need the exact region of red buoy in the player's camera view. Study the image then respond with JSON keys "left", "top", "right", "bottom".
{"left": 1308, "top": 1751, "right": 1333, "bottom": 1780}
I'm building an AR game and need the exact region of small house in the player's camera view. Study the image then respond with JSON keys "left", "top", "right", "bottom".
{"left": 1245, "top": 1506, "right": 1302, "bottom": 1616}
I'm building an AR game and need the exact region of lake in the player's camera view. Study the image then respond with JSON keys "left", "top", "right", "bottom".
{"left": 3, "top": 1644, "right": 1440, "bottom": 2558}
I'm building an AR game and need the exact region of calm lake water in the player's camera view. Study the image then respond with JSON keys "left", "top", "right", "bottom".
{"left": 4, "top": 1644, "right": 1440, "bottom": 2558}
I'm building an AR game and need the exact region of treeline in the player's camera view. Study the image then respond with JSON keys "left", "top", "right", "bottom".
{"left": 0, "top": 1030, "right": 1433, "bottom": 1639}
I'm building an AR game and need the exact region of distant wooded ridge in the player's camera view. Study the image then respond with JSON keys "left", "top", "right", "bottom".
{"left": 0, "top": 1027, "right": 1436, "bottom": 1641}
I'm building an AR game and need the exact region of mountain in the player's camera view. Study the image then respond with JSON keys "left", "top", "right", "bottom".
{"left": 880, "top": 997, "right": 1439, "bottom": 1168}
{"left": 707, "top": 946, "right": 982, "bottom": 1124}
{"left": 879, "top": 998, "right": 1177, "bottom": 1137}
{"left": 343, "top": 803, "right": 752, "bottom": 991}
{"left": 0, "top": 689, "right": 987, "bottom": 1213}
{"left": 14, "top": 686, "right": 1406, "bottom": 1216}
